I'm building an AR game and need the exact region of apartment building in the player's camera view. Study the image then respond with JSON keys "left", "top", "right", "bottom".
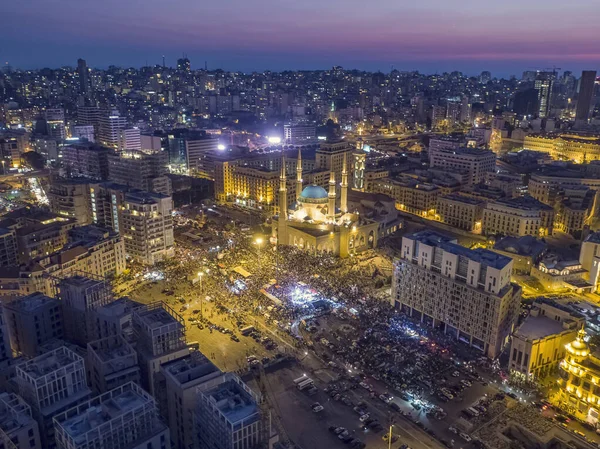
{"left": 132, "top": 303, "right": 189, "bottom": 396}
{"left": 3, "top": 293, "right": 63, "bottom": 358}
{"left": 482, "top": 196, "right": 554, "bottom": 237}
{"left": 160, "top": 352, "right": 222, "bottom": 449}
{"left": 510, "top": 300, "right": 583, "bottom": 378}
{"left": 524, "top": 133, "right": 600, "bottom": 163}
{"left": 53, "top": 382, "right": 169, "bottom": 449}
{"left": 391, "top": 230, "right": 521, "bottom": 358}
{"left": 12, "top": 213, "right": 76, "bottom": 263}
{"left": 0, "top": 228, "right": 17, "bottom": 267}
{"left": 97, "top": 111, "right": 126, "bottom": 149}
{"left": 107, "top": 150, "right": 171, "bottom": 195}
{"left": 185, "top": 136, "right": 219, "bottom": 173}
{"left": 16, "top": 347, "right": 91, "bottom": 448}
{"left": 87, "top": 335, "right": 140, "bottom": 395}
{"left": 283, "top": 123, "right": 317, "bottom": 145}
{"left": 428, "top": 147, "right": 496, "bottom": 185}
{"left": 195, "top": 373, "right": 261, "bottom": 449}
{"left": 229, "top": 166, "right": 279, "bottom": 212}
{"left": 436, "top": 194, "right": 484, "bottom": 232}
{"left": 60, "top": 143, "right": 110, "bottom": 180}
{"left": 48, "top": 180, "right": 92, "bottom": 225}
{"left": 0, "top": 392, "right": 42, "bottom": 449}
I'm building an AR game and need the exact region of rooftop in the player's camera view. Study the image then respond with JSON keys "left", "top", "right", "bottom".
{"left": 204, "top": 378, "right": 259, "bottom": 424}
{"left": 0, "top": 393, "right": 33, "bottom": 436}
{"left": 439, "top": 193, "right": 484, "bottom": 206}
{"left": 18, "top": 347, "right": 81, "bottom": 380}
{"left": 5, "top": 292, "right": 57, "bottom": 313}
{"left": 493, "top": 195, "right": 553, "bottom": 211}
{"left": 514, "top": 314, "right": 571, "bottom": 342}
{"left": 431, "top": 146, "right": 495, "bottom": 156}
{"left": 162, "top": 351, "right": 221, "bottom": 386}
{"left": 493, "top": 235, "right": 547, "bottom": 258}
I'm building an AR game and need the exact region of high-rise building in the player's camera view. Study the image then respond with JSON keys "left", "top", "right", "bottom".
{"left": 77, "top": 58, "right": 89, "bottom": 96}
{"left": 132, "top": 302, "right": 189, "bottom": 395}
{"left": 45, "top": 108, "right": 66, "bottom": 140}
{"left": 391, "top": 230, "right": 521, "bottom": 358}
{"left": 87, "top": 335, "right": 140, "bottom": 394}
{"left": 53, "top": 382, "right": 170, "bottom": 449}
{"left": 48, "top": 179, "right": 92, "bottom": 225}
{"left": 177, "top": 57, "right": 191, "bottom": 73}
{"left": 77, "top": 106, "right": 101, "bottom": 132}
{"left": 61, "top": 143, "right": 110, "bottom": 180}
{"left": 575, "top": 70, "right": 597, "bottom": 127}
{"left": 428, "top": 146, "right": 496, "bottom": 185}
{"left": 71, "top": 124, "right": 95, "bottom": 142}
{"left": 0, "top": 392, "right": 42, "bottom": 449}
{"left": 0, "top": 228, "right": 17, "bottom": 267}
{"left": 118, "top": 128, "right": 141, "bottom": 151}
{"left": 107, "top": 150, "right": 171, "bottom": 195}
{"left": 195, "top": 373, "right": 262, "bottom": 449}
{"left": 58, "top": 275, "right": 114, "bottom": 346}
{"left": 16, "top": 346, "right": 91, "bottom": 448}
{"left": 3, "top": 292, "right": 63, "bottom": 358}
{"left": 161, "top": 352, "right": 222, "bottom": 449}
{"left": 482, "top": 196, "right": 555, "bottom": 237}
{"left": 283, "top": 123, "right": 317, "bottom": 145}
{"left": 185, "top": 136, "right": 219, "bottom": 173}
{"left": 535, "top": 71, "right": 555, "bottom": 118}
{"left": 97, "top": 111, "right": 126, "bottom": 149}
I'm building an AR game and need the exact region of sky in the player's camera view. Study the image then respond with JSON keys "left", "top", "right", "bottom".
{"left": 1, "top": 0, "right": 599, "bottom": 77}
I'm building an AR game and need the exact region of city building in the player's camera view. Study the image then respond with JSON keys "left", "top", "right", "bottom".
{"left": 283, "top": 123, "right": 317, "bottom": 145}
{"left": 315, "top": 139, "right": 354, "bottom": 179}
{"left": 273, "top": 153, "right": 379, "bottom": 257}
{"left": 482, "top": 196, "right": 554, "bottom": 237}
{"left": 185, "top": 135, "right": 219, "bottom": 173}
{"left": 491, "top": 235, "right": 547, "bottom": 275}
{"left": 90, "top": 297, "right": 140, "bottom": 341}
{"left": 87, "top": 335, "right": 140, "bottom": 394}
{"left": 557, "top": 328, "right": 600, "bottom": 424}
{"left": 195, "top": 373, "right": 261, "bottom": 449}
{"left": 228, "top": 166, "right": 279, "bottom": 212}
{"left": 436, "top": 193, "right": 484, "bottom": 232}
{"left": 346, "top": 190, "right": 402, "bottom": 239}
{"left": 535, "top": 71, "right": 555, "bottom": 118}
{"left": 428, "top": 147, "right": 496, "bottom": 185}
{"left": 77, "top": 58, "right": 89, "bottom": 96}
{"left": 575, "top": 71, "right": 597, "bottom": 127}
{"left": 132, "top": 303, "right": 189, "bottom": 396}
{"left": 510, "top": 299, "right": 583, "bottom": 379}
{"left": 60, "top": 143, "right": 110, "bottom": 180}
{"left": 369, "top": 177, "right": 440, "bottom": 217}
{"left": 160, "top": 352, "right": 222, "bottom": 449}
{"left": 580, "top": 232, "right": 600, "bottom": 291}
{"left": 58, "top": 275, "right": 114, "bottom": 346}
{"left": 97, "top": 111, "right": 126, "bottom": 149}
{"left": 45, "top": 108, "right": 66, "bottom": 141}
{"left": 0, "top": 392, "right": 42, "bottom": 449}
{"left": 531, "top": 257, "right": 590, "bottom": 293}
{"left": 0, "top": 309, "right": 12, "bottom": 368}
{"left": 554, "top": 187, "right": 595, "bottom": 236}
{"left": 3, "top": 292, "right": 63, "bottom": 358}
{"left": 524, "top": 134, "right": 600, "bottom": 163}
{"left": 0, "top": 228, "right": 17, "bottom": 267}
{"left": 76, "top": 106, "right": 101, "bottom": 131}
{"left": 12, "top": 213, "right": 77, "bottom": 263}
{"left": 107, "top": 150, "right": 171, "bottom": 195}
{"left": 48, "top": 179, "right": 92, "bottom": 225}
{"left": 53, "top": 382, "right": 170, "bottom": 449}
{"left": 71, "top": 125, "right": 95, "bottom": 143}
{"left": 16, "top": 346, "right": 91, "bottom": 448}
{"left": 118, "top": 128, "right": 141, "bottom": 152}
{"left": 391, "top": 230, "right": 521, "bottom": 358}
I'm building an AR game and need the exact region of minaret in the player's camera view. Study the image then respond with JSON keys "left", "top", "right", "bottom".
{"left": 341, "top": 152, "right": 348, "bottom": 213}
{"left": 278, "top": 154, "right": 288, "bottom": 245}
{"left": 328, "top": 169, "right": 336, "bottom": 221}
{"left": 296, "top": 148, "right": 303, "bottom": 201}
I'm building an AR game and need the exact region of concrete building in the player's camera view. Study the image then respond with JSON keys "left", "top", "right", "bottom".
{"left": 283, "top": 123, "right": 317, "bottom": 145}
{"left": 575, "top": 70, "right": 597, "bottom": 127}
{"left": 229, "top": 166, "right": 279, "bottom": 212}
{"left": 510, "top": 299, "right": 583, "bottom": 379}
{"left": 535, "top": 71, "right": 554, "bottom": 118}
{"left": 61, "top": 143, "right": 110, "bottom": 180}
{"left": 13, "top": 214, "right": 76, "bottom": 263}
{"left": 87, "top": 335, "right": 140, "bottom": 395}
{"left": 185, "top": 136, "right": 219, "bottom": 173}
{"left": 581, "top": 232, "right": 600, "bottom": 291}
{"left": 482, "top": 196, "right": 554, "bottom": 237}
{"left": 132, "top": 302, "right": 189, "bottom": 396}
{"left": 76, "top": 106, "right": 101, "bottom": 132}
{"left": 0, "top": 392, "right": 42, "bottom": 449}
{"left": 428, "top": 135, "right": 464, "bottom": 152}
{"left": 0, "top": 309, "right": 12, "bottom": 367}
{"left": 58, "top": 275, "right": 114, "bottom": 346}
{"left": 491, "top": 235, "right": 547, "bottom": 275}
{"left": 524, "top": 134, "right": 600, "bottom": 163}
{"left": 195, "top": 373, "right": 261, "bottom": 449}
{"left": 48, "top": 179, "right": 92, "bottom": 225}
{"left": 53, "top": 382, "right": 170, "bottom": 449}
{"left": 531, "top": 257, "right": 590, "bottom": 293}
{"left": 160, "top": 352, "right": 222, "bottom": 449}
{"left": 554, "top": 187, "right": 595, "bottom": 236}
{"left": 71, "top": 125, "right": 95, "bottom": 143}
{"left": 107, "top": 150, "right": 171, "bottom": 195}
{"left": 3, "top": 292, "right": 63, "bottom": 358}
{"left": 0, "top": 228, "right": 17, "bottom": 267}
{"left": 16, "top": 346, "right": 91, "bottom": 448}
{"left": 45, "top": 108, "right": 66, "bottom": 141}
{"left": 428, "top": 147, "right": 496, "bottom": 185}
{"left": 436, "top": 193, "right": 484, "bottom": 232}
{"left": 118, "top": 128, "right": 141, "bottom": 152}
{"left": 90, "top": 297, "right": 140, "bottom": 341}
{"left": 315, "top": 140, "right": 354, "bottom": 180}
{"left": 391, "top": 230, "right": 521, "bottom": 358}
{"left": 97, "top": 111, "right": 126, "bottom": 149}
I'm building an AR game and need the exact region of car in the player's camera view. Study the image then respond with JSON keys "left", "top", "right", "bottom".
{"left": 230, "top": 335, "right": 240, "bottom": 342}
{"left": 461, "top": 380, "right": 472, "bottom": 387}
{"left": 353, "top": 406, "right": 367, "bottom": 415}
{"left": 448, "top": 426, "right": 458, "bottom": 434}
{"left": 359, "top": 414, "right": 370, "bottom": 422}
{"left": 333, "top": 427, "right": 346, "bottom": 435}
{"left": 338, "top": 431, "right": 350, "bottom": 439}
{"left": 311, "top": 404, "right": 324, "bottom": 413}
{"left": 382, "top": 434, "right": 398, "bottom": 443}
{"left": 452, "top": 371, "right": 460, "bottom": 377}
{"left": 341, "top": 435, "right": 354, "bottom": 443}
{"left": 351, "top": 441, "right": 365, "bottom": 449}
{"left": 390, "top": 403, "right": 401, "bottom": 412}
{"left": 459, "top": 432, "right": 472, "bottom": 442}
{"left": 328, "top": 426, "right": 337, "bottom": 433}
{"left": 573, "top": 430, "right": 586, "bottom": 438}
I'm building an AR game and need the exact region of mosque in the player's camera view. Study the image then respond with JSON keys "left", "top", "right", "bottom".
{"left": 271, "top": 150, "right": 380, "bottom": 257}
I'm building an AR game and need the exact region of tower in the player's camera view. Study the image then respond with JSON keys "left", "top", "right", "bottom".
{"left": 341, "top": 152, "right": 348, "bottom": 213}
{"left": 296, "top": 148, "right": 303, "bottom": 201}
{"left": 328, "top": 170, "right": 336, "bottom": 221}
{"left": 278, "top": 155, "right": 288, "bottom": 245}
{"left": 575, "top": 70, "right": 597, "bottom": 128}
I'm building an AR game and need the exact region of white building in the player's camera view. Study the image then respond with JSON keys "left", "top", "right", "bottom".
{"left": 97, "top": 111, "right": 126, "bottom": 149}
{"left": 185, "top": 137, "right": 219, "bottom": 173}
{"left": 0, "top": 392, "right": 42, "bottom": 449}
{"left": 87, "top": 335, "right": 140, "bottom": 395}
{"left": 53, "top": 382, "right": 170, "bottom": 449}
{"left": 118, "top": 128, "right": 142, "bottom": 152}
{"left": 428, "top": 147, "right": 496, "bottom": 185}
{"left": 16, "top": 346, "right": 91, "bottom": 448}
{"left": 45, "top": 108, "right": 66, "bottom": 141}
{"left": 391, "top": 230, "right": 521, "bottom": 358}
{"left": 482, "top": 196, "right": 554, "bottom": 237}
{"left": 71, "top": 125, "right": 95, "bottom": 143}
{"left": 283, "top": 123, "right": 317, "bottom": 145}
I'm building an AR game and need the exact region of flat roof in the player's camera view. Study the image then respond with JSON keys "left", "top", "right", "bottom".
{"left": 6, "top": 292, "right": 57, "bottom": 313}
{"left": 162, "top": 352, "right": 221, "bottom": 385}
{"left": 205, "top": 379, "right": 258, "bottom": 424}
{"left": 514, "top": 315, "right": 568, "bottom": 341}
{"left": 18, "top": 347, "right": 80, "bottom": 380}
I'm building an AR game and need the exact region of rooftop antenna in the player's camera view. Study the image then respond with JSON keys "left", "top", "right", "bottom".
{"left": 162, "top": 55, "right": 165, "bottom": 68}
{"left": 205, "top": 61, "right": 208, "bottom": 70}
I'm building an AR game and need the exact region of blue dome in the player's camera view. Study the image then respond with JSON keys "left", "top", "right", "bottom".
{"left": 300, "top": 185, "right": 328, "bottom": 200}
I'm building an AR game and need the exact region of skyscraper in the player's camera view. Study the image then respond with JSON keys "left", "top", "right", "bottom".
{"left": 77, "top": 58, "right": 89, "bottom": 96}
{"left": 535, "top": 71, "right": 555, "bottom": 118}
{"left": 575, "top": 70, "right": 597, "bottom": 127}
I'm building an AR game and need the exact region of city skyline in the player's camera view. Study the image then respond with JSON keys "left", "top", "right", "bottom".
{"left": 1, "top": 0, "right": 599, "bottom": 76}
